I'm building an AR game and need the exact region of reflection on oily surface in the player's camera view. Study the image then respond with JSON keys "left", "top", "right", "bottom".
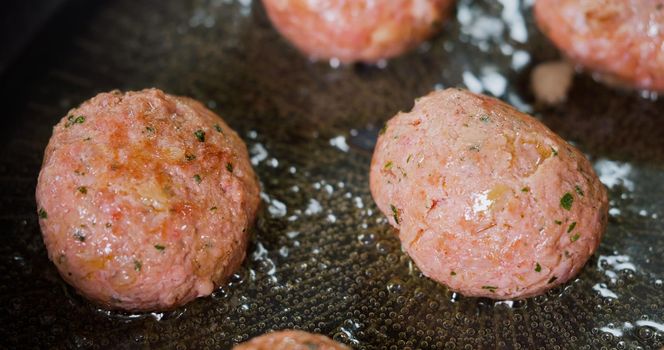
{"left": 537, "top": 74, "right": 664, "bottom": 165}
{"left": 0, "top": 0, "right": 663, "bottom": 349}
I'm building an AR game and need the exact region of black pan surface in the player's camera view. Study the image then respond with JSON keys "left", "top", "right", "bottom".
{"left": 0, "top": 0, "right": 663, "bottom": 349}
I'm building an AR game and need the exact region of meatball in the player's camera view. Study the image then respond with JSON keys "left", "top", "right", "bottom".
{"left": 234, "top": 330, "right": 349, "bottom": 350}
{"left": 370, "top": 88, "right": 608, "bottom": 299}
{"left": 261, "top": 0, "right": 455, "bottom": 63}
{"left": 535, "top": 0, "right": 664, "bottom": 91}
{"left": 36, "top": 89, "right": 260, "bottom": 311}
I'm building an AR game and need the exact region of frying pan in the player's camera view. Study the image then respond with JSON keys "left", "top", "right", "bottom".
{"left": 1, "top": 0, "right": 663, "bottom": 348}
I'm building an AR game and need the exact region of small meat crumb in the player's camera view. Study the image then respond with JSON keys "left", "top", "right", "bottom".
{"left": 531, "top": 60, "right": 574, "bottom": 105}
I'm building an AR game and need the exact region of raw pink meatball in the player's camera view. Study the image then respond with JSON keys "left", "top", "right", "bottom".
{"left": 234, "top": 330, "right": 349, "bottom": 350}
{"left": 535, "top": 0, "right": 664, "bottom": 91}
{"left": 261, "top": 0, "right": 455, "bottom": 63}
{"left": 36, "top": 89, "right": 260, "bottom": 311}
{"left": 370, "top": 88, "right": 608, "bottom": 299}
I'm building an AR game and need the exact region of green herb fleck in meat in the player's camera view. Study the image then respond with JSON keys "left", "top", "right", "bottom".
{"left": 560, "top": 192, "right": 574, "bottom": 210}
{"left": 575, "top": 185, "right": 584, "bottom": 196}
{"left": 535, "top": 263, "right": 542, "bottom": 272}
{"left": 390, "top": 204, "right": 400, "bottom": 225}
{"left": 570, "top": 233, "right": 580, "bottom": 242}
{"left": 482, "top": 285, "right": 497, "bottom": 292}
{"left": 398, "top": 166, "right": 407, "bottom": 178}
{"left": 521, "top": 187, "right": 530, "bottom": 193}
{"left": 567, "top": 222, "right": 577, "bottom": 233}
{"left": 450, "top": 271, "right": 457, "bottom": 276}
{"left": 548, "top": 276, "right": 557, "bottom": 284}
{"left": 304, "top": 342, "right": 319, "bottom": 350}
{"left": 38, "top": 208, "right": 47, "bottom": 219}
{"left": 134, "top": 260, "right": 142, "bottom": 272}
{"left": 154, "top": 244, "right": 165, "bottom": 251}
{"left": 406, "top": 154, "right": 413, "bottom": 163}
{"left": 379, "top": 124, "right": 387, "bottom": 135}
{"left": 210, "top": 206, "right": 217, "bottom": 211}
{"left": 551, "top": 147, "right": 558, "bottom": 156}
{"left": 194, "top": 130, "right": 205, "bottom": 142}
{"left": 65, "top": 115, "right": 86, "bottom": 128}
{"left": 479, "top": 115, "right": 490, "bottom": 123}
{"left": 384, "top": 161, "right": 393, "bottom": 170}
{"left": 226, "top": 162, "right": 233, "bottom": 173}
{"left": 145, "top": 126, "right": 155, "bottom": 133}
{"left": 77, "top": 186, "right": 87, "bottom": 194}
{"left": 214, "top": 124, "right": 223, "bottom": 133}
{"left": 185, "top": 153, "right": 196, "bottom": 161}
{"left": 193, "top": 174, "right": 202, "bottom": 184}
{"left": 554, "top": 220, "right": 562, "bottom": 225}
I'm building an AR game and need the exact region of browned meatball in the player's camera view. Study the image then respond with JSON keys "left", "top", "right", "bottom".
{"left": 36, "top": 89, "right": 260, "bottom": 311}
{"left": 262, "top": 0, "right": 455, "bottom": 63}
{"left": 370, "top": 89, "right": 608, "bottom": 299}
{"left": 234, "top": 330, "right": 349, "bottom": 350}
{"left": 535, "top": 0, "right": 664, "bottom": 91}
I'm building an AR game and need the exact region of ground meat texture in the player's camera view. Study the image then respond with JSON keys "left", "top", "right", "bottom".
{"left": 261, "top": 0, "right": 455, "bottom": 63}
{"left": 535, "top": 0, "right": 664, "bottom": 91}
{"left": 370, "top": 88, "right": 608, "bottom": 299}
{"left": 531, "top": 61, "right": 575, "bottom": 105}
{"left": 233, "top": 330, "right": 349, "bottom": 350}
{"left": 35, "top": 89, "right": 260, "bottom": 311}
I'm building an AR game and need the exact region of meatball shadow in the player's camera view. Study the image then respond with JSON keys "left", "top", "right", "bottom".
{"left": 230, "top": 0, "right": 449, "bottom": 139}
{"left": 520, "top": 29, "right": 664, "bottom": 166}
{"left": 537, "top": 75, "right": 664, "bottom": 166}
